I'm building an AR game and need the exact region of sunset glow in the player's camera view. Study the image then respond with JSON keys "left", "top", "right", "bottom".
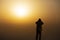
{"left": 12, "top": 6, "right": 29, "bottom": 17}
{"left": 0, "top": 0, "right": 59, "bottom": 40}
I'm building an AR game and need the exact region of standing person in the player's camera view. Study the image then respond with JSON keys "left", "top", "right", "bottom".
{"left": 36, "top": 18, "right": 44, "bottom": 40}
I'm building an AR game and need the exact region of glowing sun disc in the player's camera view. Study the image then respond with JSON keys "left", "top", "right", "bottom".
{"left": 13, "top": 6, "right": 29, "bottom": 17}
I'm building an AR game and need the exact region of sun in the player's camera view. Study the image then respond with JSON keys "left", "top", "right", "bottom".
{"left": 13, "top": 6, "right": 29, "bottom": 18}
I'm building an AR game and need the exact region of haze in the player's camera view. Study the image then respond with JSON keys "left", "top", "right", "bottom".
{"left": 0, "top": 0, "right": 60, "bottom": 40}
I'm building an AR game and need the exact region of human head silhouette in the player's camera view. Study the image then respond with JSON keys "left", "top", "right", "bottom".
{"left": 37, "top": 18, "right": 41, "bottom": 22}
{"left": 38, "top": 18, "right": 41, "bottom": 21}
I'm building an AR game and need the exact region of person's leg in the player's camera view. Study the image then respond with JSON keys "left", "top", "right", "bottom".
{"left": 39, "top": 32, "right": 41, "bottom": 40}
{"left": 36, "top": 31, "right": 38, "bottom": 40}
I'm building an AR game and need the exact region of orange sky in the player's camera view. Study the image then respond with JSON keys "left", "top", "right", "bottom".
{"left": 0, "top": 0, "right": 60, "bottom": 40}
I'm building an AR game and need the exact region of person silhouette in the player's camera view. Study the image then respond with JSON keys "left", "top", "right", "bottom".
{"left": 36, "top": 18, "right": 44, "bottom": 40}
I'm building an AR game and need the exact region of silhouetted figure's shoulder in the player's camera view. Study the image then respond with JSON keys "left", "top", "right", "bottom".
{"left": 36, "top": 18, "right": 44, "bottom": 25}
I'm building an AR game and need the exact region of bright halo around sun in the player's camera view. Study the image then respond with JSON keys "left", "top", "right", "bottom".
{"left": 12, "top": 6, "right": 29, "bottom": 18}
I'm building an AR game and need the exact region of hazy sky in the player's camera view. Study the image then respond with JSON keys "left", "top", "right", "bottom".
{"left": 0, "top": 0, "right": 60, "bottom": 40}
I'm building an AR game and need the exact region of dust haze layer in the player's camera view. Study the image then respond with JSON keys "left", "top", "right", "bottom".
{"left": 0, "top": 0, "right": 60, "bottom": 40}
